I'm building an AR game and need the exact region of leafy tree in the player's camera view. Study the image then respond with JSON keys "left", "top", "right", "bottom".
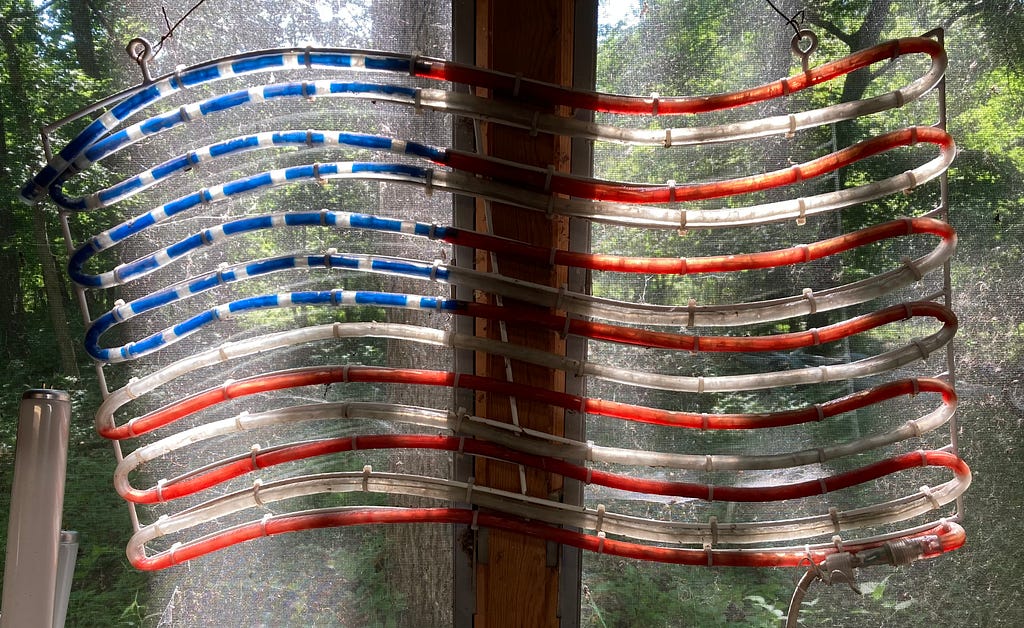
{"left": 1, "top": 0, "right": 1022, "bottom": 626}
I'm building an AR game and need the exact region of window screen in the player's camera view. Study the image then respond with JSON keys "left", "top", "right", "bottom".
{"left": 579, "top": 2, "right": 1019, "bottom": 627}
{"left": 8, "top": 1, "right": 454, "bottom": 625}
{"left": 2, "top": 1, "right": 1022, "bottom": 627}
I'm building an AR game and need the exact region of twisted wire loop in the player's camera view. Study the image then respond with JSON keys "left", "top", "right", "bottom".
{"left": 26, "top": 30, "right": 965, "bottom": 580}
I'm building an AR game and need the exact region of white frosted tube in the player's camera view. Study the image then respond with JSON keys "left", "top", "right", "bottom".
{"left": 95, "top": 314, "right": 953, "bottom": 438}
{"left": 124, "top": 463, "right": 969, "bottom": 566}
{"left": 1, "top": 390, "right": 71, "bottom": 628}
{"left": 53, "top": 530, "right": 79, "bottom": 628}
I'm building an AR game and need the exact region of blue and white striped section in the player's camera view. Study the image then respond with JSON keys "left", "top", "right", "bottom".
{"left": 78, "top": 221, "right": 455, "bottom": 287}
{"left": 85, "top": 289, "right": 464, "bottom": 363}
{"left": 54, "top": 129, "right": 447, "bottom": 211}
{"left": 87, "top": 211, "right": 449, "bottom": 287}
{"left": 67, "top": 163, "right": 435, "bottom": 287}
{"left": 66, "top": 82, "right": 419, "bottom": 181}
{"left": 21, "top": 49, "right": 427, "bottom": 204}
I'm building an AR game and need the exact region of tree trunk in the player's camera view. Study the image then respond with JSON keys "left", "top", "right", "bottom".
{"left": 1, "top": 14, "right": 80, "bottom": 376}
{"left": 829, "top": 0, "right": 894, "bottom": 160}
{"left": 369, "top": 2, "right": 453, "bottom": 626}
{"left": 30, "top": 209, "right": 80, "bottom": 376}
{"left": 65, "top": 0, "right": 101, "bottom": 79}
{"left": 0, "top": 69, "right": 27, "bottom": 358}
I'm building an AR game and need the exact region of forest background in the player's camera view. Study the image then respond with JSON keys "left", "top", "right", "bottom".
{"left": 1, "top": 0, "right": 1023, "bottom": 626}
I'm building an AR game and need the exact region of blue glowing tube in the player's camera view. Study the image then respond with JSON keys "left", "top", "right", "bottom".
{"left": 68, "top": 163, "right": 432, "bottom": 287}
{"left": 86, "top": 288, "right": 462, "bottom": 362}
{"left": 21, "top": 50, "right": 431, "bottom": 204}
{"left": 53, "top": 127, "right": 445, "bottom": 211}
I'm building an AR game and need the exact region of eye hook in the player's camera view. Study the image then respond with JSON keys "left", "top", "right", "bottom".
{"left": 125, "top": 37, "right": 155, "bottom": 84}
{"left": 791, "top": 29, "right": 819, "bottom": 72}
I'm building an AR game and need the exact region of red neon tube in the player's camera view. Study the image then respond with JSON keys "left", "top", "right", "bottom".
{"left": 444, "top": 127, "right": 951, "bottom": 204}
{"left": 450, "top": 216, "right": 953, "bottom": 275}
{"left": 130, "top": 510, "right": 964, "bottom": 571}
{"left": 122, "top": 429, "right": 966, "bottom": 505}
{"left": 418, "top": 37, "right": 943, "bottom": 115}
{"left": 104, "top": 372, "right": 953, "bottom": 441}
{"left": 462, "top": 300, "right": 955, "bottom": 353}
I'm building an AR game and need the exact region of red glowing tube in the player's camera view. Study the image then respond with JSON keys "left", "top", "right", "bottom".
{"left": 462, "top": 300, "right": 954, "bottom": 354}
{"left": 452, "top": 216, "right": 953, "bottom": 275}
{"left": 418, "top": 37, "right": 943, "bottom": 115}
{"left": 128, "top": 509, "right": 964, "bottom": 571}
{"left": 102, "top": 363, "right": 952, "bottom": 441}
{"left": 445, "top": 127, "right": 951, "bottom": 204}
{"left": 120, "top": 417, "right": 966, "bottom": 505}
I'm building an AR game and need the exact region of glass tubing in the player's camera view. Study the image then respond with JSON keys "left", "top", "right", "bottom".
{"left": 24, "top": 35, "right": 966, "bottom": 570}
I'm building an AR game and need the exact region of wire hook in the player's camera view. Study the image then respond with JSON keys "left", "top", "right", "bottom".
{"left": 126, "top": 38, "right": 155, "bottom": 84}
{"left": 791, "top": 29, "right": 818, "bottom": 72}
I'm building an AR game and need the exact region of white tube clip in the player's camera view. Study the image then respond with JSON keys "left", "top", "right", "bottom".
{"left": 901, "top": 256, "right": 924, "bottom": 280}
{"left": 252, "top": 478, "right": 264, "bottom": 506}
{"left": 424, "top": 169, "right": 434, "bottom": 196}
{"left": 919, "top": 485, "right": 940, "bottom": 510}
{"left": 796, "top": 197, "right": 807, "bottom": 225}
{"left": 802, "top": 287, "right": 817, "bottom": 314}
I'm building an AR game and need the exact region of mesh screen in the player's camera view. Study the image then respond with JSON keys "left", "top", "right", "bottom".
{"left": 579, "top": 2, "right": 1004, "bottom": 626}
{"left": 53, "top": 1, "right": 455, "bottom": 625}
{"left": 8, "top": 0, "right": 1022, "bottom": 626}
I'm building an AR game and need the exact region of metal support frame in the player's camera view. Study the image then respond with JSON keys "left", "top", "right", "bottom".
{"left": 451, "top": 1, "right": 596, "bottom": 625}
{"left": 924, "top": 27, "right": 962, "bottom": 522}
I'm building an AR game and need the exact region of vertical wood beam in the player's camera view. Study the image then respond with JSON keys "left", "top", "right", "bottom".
{"left": 472, "top": 1, "right": 574, "bottom": 626}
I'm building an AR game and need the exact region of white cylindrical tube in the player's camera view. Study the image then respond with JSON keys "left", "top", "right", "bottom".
{"left": 53, "top": 530, "right": 79, "bottom": 628}
{"left": 0, "top": 390, "right": 71, "bottom": 628}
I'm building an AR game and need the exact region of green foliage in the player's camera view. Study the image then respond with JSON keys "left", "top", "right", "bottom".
{"left": 582, "top": 562, "right": 805, "bottom": 628}
{"left": 336, "top": 531, "right": 408, "bottom": 627}
{"left": 0, "top": 0, "right": 1022, "bottom": 626}
{"left": 584, "top": 2, "right": 1024, "bottom": 628}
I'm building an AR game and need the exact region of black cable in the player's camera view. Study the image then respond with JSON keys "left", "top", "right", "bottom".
{"left": 764, "top": 0, "right": 805, "bottom": 36}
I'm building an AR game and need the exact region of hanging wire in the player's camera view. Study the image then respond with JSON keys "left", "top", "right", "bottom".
{"left": 153, "top": 0, "right": 211, "bottom": 56}
{"left": 764, "top": 0, "right": 805, "bottom": 36}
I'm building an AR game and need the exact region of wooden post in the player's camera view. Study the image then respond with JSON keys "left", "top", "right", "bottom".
{"left": 472, "top": 1, "right": 575, "bottom": 626}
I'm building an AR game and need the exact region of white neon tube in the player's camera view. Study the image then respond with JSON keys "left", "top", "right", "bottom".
{"left": 123, "top": 462, "right": 969, "bottom": 559}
